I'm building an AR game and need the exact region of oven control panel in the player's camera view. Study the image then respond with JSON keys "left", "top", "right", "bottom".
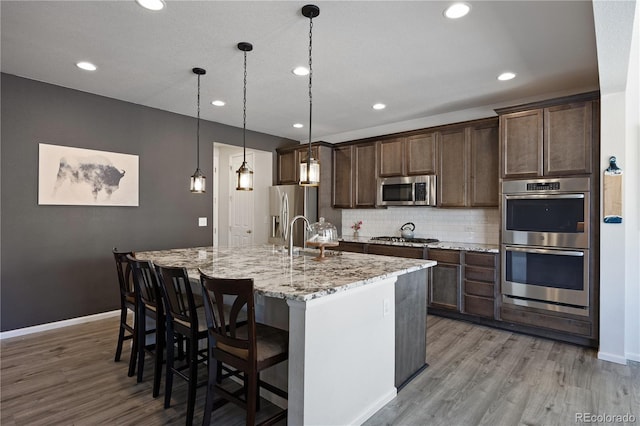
{"left": 526, "top": 182, "right": 560, "bottom": 191}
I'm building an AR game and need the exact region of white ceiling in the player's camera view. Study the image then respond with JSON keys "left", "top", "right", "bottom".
{"left": 1, "top": 0, "right": 600, "bottom": 143}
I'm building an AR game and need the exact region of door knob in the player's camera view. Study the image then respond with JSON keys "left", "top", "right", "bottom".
{"left": 246, "top": 230, "right": 252, "bottom": 234}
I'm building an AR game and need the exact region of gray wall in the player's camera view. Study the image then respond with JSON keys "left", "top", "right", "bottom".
{"left": 0, "top": 73, "right": 296, "bottom": 331}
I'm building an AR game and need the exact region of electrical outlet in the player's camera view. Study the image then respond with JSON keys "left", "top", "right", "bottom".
{"left": 383, "top": 298, "right": 390, "bottom": 317}
{"left": 198, "top": 217, "right": 207, "bottom": 227}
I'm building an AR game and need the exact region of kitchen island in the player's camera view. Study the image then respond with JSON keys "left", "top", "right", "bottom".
{"left": 137, "top": 245, "right": 435, "bottom": 426}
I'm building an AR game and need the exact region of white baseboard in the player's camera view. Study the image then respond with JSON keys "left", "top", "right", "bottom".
{"left": 626, "top": 352, "right": 640, "bottom": 363}
{"left": 597, "top": 351, "right": 628, "bottom": 365}
{"left": 0, "top": 310, "right": 120, "bottom": 340}
{"left": 350, "top": 388, "right": 397, "bottom": 426}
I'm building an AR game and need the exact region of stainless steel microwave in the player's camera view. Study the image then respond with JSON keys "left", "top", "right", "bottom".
{"left": 377, "top": 175, "right": 436, "bottom": 206}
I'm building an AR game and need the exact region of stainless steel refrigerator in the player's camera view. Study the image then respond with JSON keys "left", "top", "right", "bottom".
{"left": 269, "top": 185, "right": 317, "bottom": 248}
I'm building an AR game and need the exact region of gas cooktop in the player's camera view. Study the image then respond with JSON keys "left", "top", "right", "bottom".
{"left": 370, "top": 236, "right": 440, "bottom": 244}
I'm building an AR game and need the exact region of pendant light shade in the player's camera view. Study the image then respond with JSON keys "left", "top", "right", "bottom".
{"left": 190, "top": 67, "right": 206, "bottom": 193}
{"left": 299, "top": 4, "right": 320, "bottom": 187}
{"left": 236, "top": 42, "right": 254, "bottom": 191}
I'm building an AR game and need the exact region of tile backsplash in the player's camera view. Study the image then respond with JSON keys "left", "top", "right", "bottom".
{"left": 341, "top": 207, "right": 499, "bottom": 245}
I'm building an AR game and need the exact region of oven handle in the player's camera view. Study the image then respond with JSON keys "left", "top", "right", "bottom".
{"left": 505, "top": 246, "right": 585, "bottom": 257}
{"left": 504, "top": 194, "right": 585, "bottom": 200}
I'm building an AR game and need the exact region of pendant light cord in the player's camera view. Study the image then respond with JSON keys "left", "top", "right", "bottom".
{"left": 243, "top": 50, "right": 247, "bottom": 163}
{"left": 196, "top": 73, "right": 201, "bottom": 170}
{"left": 307, "top": 15, "right": 313, "bottom": 161}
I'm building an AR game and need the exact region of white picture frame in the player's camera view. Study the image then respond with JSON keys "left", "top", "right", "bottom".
{"left": 38, "top": 143, "right": 139, "bottom": 206}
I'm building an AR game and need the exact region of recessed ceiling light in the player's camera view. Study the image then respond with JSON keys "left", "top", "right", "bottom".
{"left": 211, "top": 100, "right": 226, "bottom": 107}
{"left": 444, "top": 3, "right": 471, "bottom": 19}
{"left": 76, "top": 61, "right": 97, "bottom": 71}
{"left": 292, "top": 67, "right": 309, "bottom": 76}
{"left": 136, "top": 0, "right": 165, "bottom": 11}
{"left": 372, "top": 103, "right": 386, "bottom": 110}
{"left": 293, "top": 123, "right": 304, "bottom": 128}
{"left": 498, "top": 72, "right": 517, "bottom": 81}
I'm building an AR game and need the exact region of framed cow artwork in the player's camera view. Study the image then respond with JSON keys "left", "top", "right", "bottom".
{"left": 38, "top": 143, "right": 139, "bottom": 206}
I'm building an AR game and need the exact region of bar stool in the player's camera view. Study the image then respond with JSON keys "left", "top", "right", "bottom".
{"left": 155, "top": 264, "right": 208, "bottom": 426}
{"left": 112, "top": 249, "right": 137, "bottom": 377}
{"left": 199, "top": 271, "right": 288, "bottom": 426}
{"left": 127, "top": 255, "right": 165, "bottom": 398}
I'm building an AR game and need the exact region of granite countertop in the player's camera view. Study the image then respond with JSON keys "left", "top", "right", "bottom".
{"left": 137, "top": 245, "right": 435, "bottom": 302}
{"left": 339, "top": 236, "right": 499, "bottom": 253}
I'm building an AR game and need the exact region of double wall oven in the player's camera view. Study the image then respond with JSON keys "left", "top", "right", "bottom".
{"left": 501, "top": 177, "right": 591, "bottom": 316}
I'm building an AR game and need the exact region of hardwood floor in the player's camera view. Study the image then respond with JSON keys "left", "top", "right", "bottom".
{"left": 1, "top": 315, "right": 638, "bottom": 425}
{"left": 366, "top": 316, "right": 639, "bottom": 426}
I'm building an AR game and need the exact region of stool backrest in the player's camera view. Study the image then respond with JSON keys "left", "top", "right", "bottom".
{"left": 199, "top": 272, "right": 256, "bottom": 361}
{"left": 155, "top": 264, "right": 200, "bottom": 331}
{"left": 113, "top": 249, "right": 135, "bottom": 297}
{"left": 127, "top": 255, "right": 162, "bottom": 312}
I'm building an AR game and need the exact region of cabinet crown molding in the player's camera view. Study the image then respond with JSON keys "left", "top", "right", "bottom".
{"left": 494, "top": 91, "right": 600, "bottom": 115}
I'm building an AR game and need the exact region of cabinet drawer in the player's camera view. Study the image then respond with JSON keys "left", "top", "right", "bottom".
{"left": 464, "top": 266, "right": 495, "bottom": 283}
{"left": 500, "top": 305, "right": 592, "bottom": 336}
{"left": 337, "top": 242, "right": 366, "bottom": 253}
{"left": 465, "top": 252, "right": 496, "bottom": 268}
{"left": 428, "top": 249, "right": 461, "bottom": 264}
{"left": 464, "top": 280, "right": 494, "bottom": 298}
{"left": 367, "top": 244, "right": 425, "bottom": 259}
{"left": 464, "top": 295, "right": 494, "bottom": 318}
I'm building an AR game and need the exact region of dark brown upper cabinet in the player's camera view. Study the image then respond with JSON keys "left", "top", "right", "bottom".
{"left": 498, "top": 95, "right": 597, "bottom": 178}
{"left": 544, "top": 102, "right": 593, "bottom": 176}
{"left": 407, "top": 133, "right": 437, "bottom": 175}
{"left": 379, "top": 138, "right": 406, "bottom": 177}
{"left": 378, "top": 133, "right": 436, "bottom": 177}
{"left": 333, "top": 142, "right": 377, "bottom": 209}
{"left": 438, "top": 118, "right": 499, "bottom": 208}
{"left": 438, "top": 127, "right": 469, "bottom": 207}
{"left": 469, "top": 121, "right": 499, "bottom": 207}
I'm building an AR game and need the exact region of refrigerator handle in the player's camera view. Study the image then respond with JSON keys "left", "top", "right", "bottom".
{"left": 282, "top": 193, "right": 289, "bottom": 242}
{"left": 271, "top": 216, "right": 278, "bottom": 239}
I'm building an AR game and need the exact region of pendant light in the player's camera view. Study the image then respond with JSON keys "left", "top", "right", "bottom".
{"left": 190, "top": 67, "right": 206, "bottom": 193}
{"left": 236, "top": 42, "right": 254, "bottom": 191}
{"left": 299, "top": 4, "right": 320, "bottom": 187}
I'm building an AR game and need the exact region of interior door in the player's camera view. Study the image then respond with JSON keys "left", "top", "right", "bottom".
{"left": 229, "top": 152, "right": 254, "bottom": 247}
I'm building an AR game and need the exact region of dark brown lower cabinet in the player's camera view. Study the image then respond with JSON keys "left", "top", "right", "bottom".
{"left": 332, "top": 242, "right": 595, "bottom": 347}
{"left": 427, "top": 249, "right": 461, "bottom": 311}
{"left": 429, "top": 264, "right": 460, "bottom": 310}
{"left": 462, "top": 252, "right": 498, "bottom": 319}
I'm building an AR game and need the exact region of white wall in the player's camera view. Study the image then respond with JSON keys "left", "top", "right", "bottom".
{"left": 593, "top": 0, "right": 640, "bottom": 364}
{"left": 598, "top": 93, "right": 628, "bottom": 364}
{"left": 624, "top": 0, "right": 640, "bottom": 363}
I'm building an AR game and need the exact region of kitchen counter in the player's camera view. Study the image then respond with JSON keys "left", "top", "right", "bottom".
{"left": 340, "top": 236, "right": 499, "bottom": 253}
{"left": 137, "top": 245, "right": 434, "bottom": 301}
{"left": 137, "top": 245, "right": 435, "bottom": 425}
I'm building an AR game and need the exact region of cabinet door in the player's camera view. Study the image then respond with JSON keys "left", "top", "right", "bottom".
{"left": 378, "top": 138, "right": 405, "bottom": 177}
{"left": 438, "top": 127, "right": 469, "bottom": 207}
{"left": 332, "top": 145, "right": 353, "bottom": 208}
{"left": 500, "top": 110, "right": 543, "bottom": 178}
{"left": 277, "top": 149, "right": 298, "bottom": 184}
{"left": 407, "top": 133, "right": 436, "bottom": 175}
{"left": 544, "top": 102, "right": 593, "bottom": 176}
{"left": 470, "top": 122, "right": 499, "bottom": 207}
{"left": 354, "top": 143, "right": 377, "bottom": 207}
{"left": 429, "top": 263, "right": 460, "bottom": 310}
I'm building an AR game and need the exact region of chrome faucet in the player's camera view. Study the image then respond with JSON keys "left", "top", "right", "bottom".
{"left": 288, "top": 215, "right": 312, "bottom": 256}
